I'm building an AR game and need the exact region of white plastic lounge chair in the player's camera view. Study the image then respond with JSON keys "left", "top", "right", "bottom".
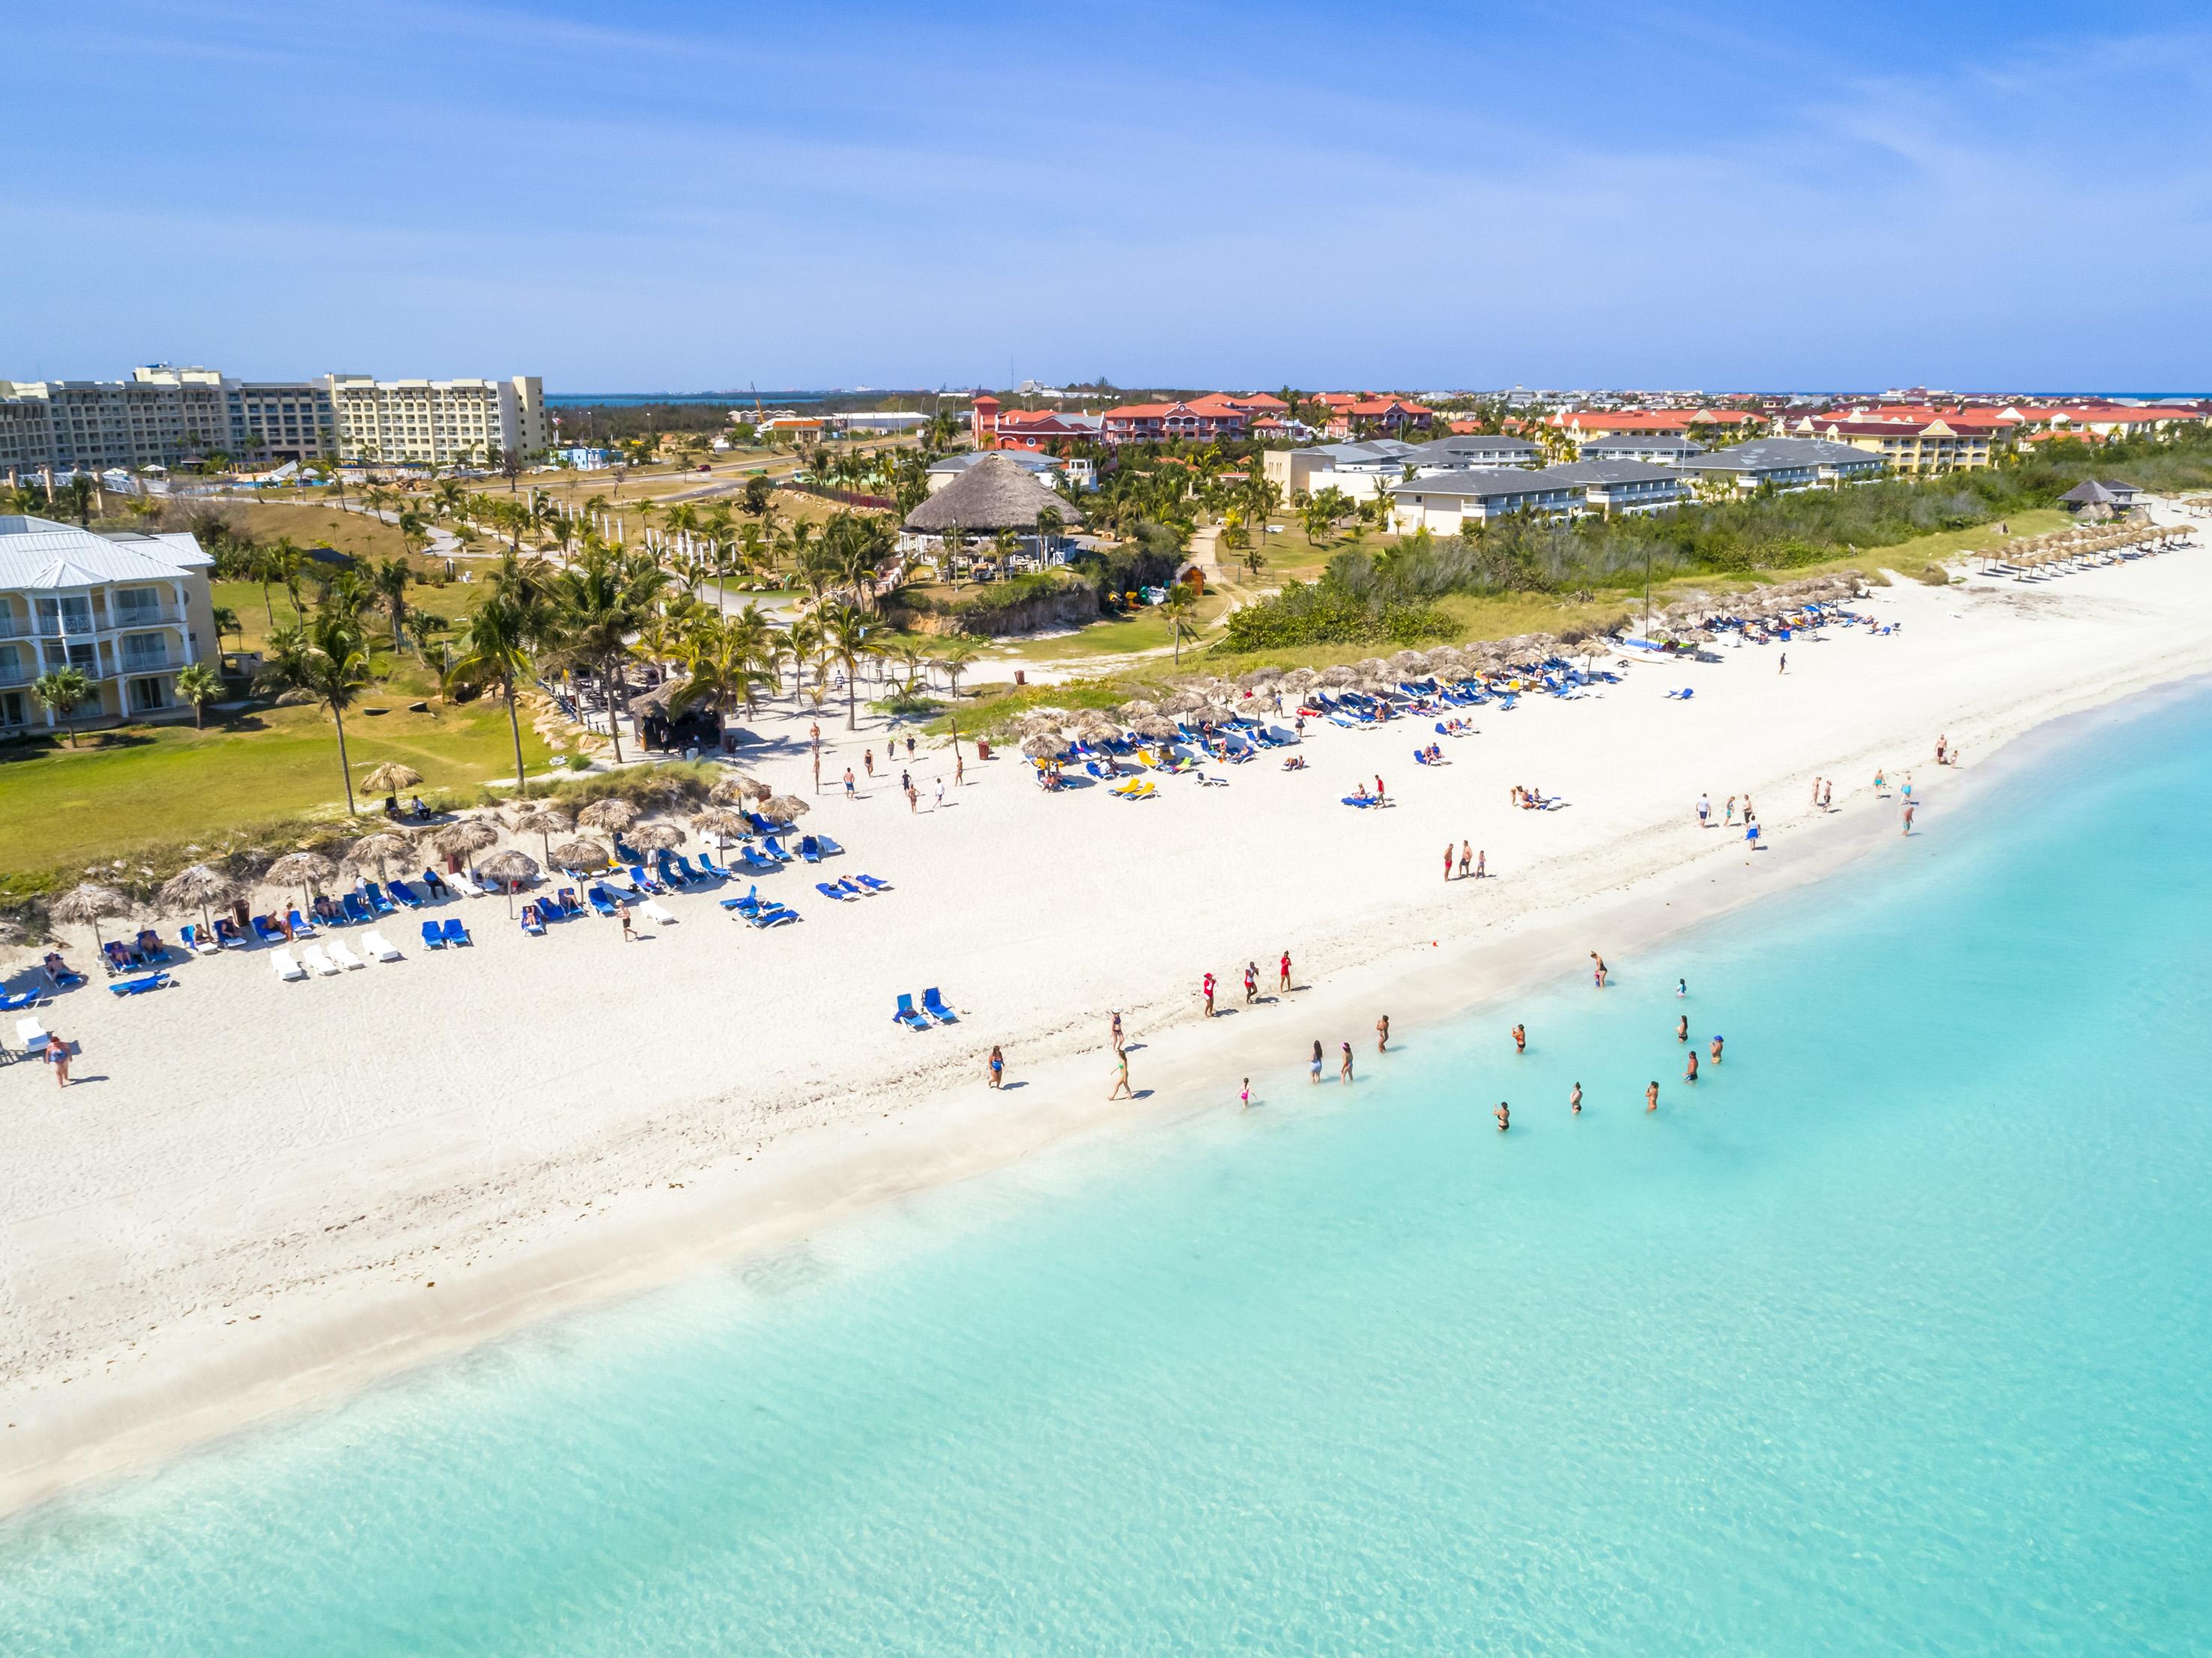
{"left": 639, "top": 899, "right": 677, "bottom": 925}
{"left": 602, "top": 869, "right": 641, "bottom": 894}
{"left": 327, "top": 939, "right": 364, "bottom": 971}
{"left": 447, "top": 869, "right": 485, "bottom": 898}
{"left": 16, "top": 1016, "right": 49, "bottom": 1057}
{"left": 361, "top": 931, "right": 402, "bottom": 962}
{"left": 301, "top": 944, "right": 339, "bottom": 977}
{"left": 270, "top": 947, "right": 307, "bottom": 982}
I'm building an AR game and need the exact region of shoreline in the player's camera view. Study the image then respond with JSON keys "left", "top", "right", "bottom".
{"left": 6, "top": 551, "right": 2212, "bottom": 1522}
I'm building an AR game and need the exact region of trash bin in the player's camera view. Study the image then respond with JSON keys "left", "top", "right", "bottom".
{"left": 976, "top": 738, "right": 993, "bottom": 761}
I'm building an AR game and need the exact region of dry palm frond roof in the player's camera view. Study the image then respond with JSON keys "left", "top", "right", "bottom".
{"left": 902, "top": 455, "right": 1086, "bottom": 532}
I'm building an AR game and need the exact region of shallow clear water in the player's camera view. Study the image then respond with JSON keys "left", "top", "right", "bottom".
{"left": 6, "top": 690, "right": 2211, "bottom": 1655}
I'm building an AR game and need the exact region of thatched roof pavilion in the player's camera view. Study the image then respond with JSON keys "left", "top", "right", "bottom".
{"left": 903, "top": 454, "right": 1085, "bottom": 535}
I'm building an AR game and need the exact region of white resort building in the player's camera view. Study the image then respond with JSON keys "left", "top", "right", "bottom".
{"left": 329, "top": 374, "right": 548, "bottom": 467}
{"left": 0, "top": 516, "right": 217, "bottom": 733}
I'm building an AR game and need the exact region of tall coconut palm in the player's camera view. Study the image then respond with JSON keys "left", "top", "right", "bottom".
{"left": 670, "top": 615, "right": 772, "bottom": 745}
{"left": 258, "top": 610, "right": 375, "bottom": 813}
{"left": 445, "top": 594, "right": 539, "bottom": 798}
{"left": 821, "top": 601, "right": 870, "bottom": 730}
{"left": 370, "top": 556, "right": 413, "bottom": 649}
{"left": 1158, "top": 583, "right": 1199, "bottom": 664}
{"left": 547, "top": 547, "right": 666, "bottom": 765}
{"left": 175, "top": 661, "right": 224, "bottom": 728}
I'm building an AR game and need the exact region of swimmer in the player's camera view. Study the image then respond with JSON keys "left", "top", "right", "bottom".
{"left": 1684, "top": 1050, "right": 1699, "bottom": 1083}
{"left": 1646, "top": 1080, "right": 1660, "bottom": 1113}
{"left": 1512, "top": 1023, "right": 1527, "bottom": 1055}
{"left": 1570, "top": 1081, "right": 1583, "bottom": 1115}
{"left": 1495, "top": 1101, "right": 1510, "bottom": 1133}
{"left": 1709, "top": 1034, "right": 1724, "bottom": 1066}
{"left": 1676, "top": 1014, "right": 1688, "bottom": 1043}
{"left": 1676, "top": 977, "right": 1687, "bottom": 998}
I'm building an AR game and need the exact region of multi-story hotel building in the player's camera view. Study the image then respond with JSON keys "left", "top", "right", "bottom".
{"left": 0, "top": 514, "right": 217, "bottom": 731}
{"left": 327, "top": 374, "right": 548, "bottom": 467}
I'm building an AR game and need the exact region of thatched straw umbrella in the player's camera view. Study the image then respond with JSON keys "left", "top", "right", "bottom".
{"left": 510, "top": 804, "right": 572, "bottom": 866}
{"left": 709, "top": 776, "right": 769, "bottom": 807}
{"left": 348, "top": 829, "right": 413, "bottom": 876}
{"left": 1160, "top": 690, "right": 1207, "bottom": 716}
{"left": 1118, "top": 699, "right": 1160, "bottom": 719}
{"left": 1130, "top": 713, "right": 1178, "bottom": 741}
{"left": 577, "top": 799, "right": 639, "bottom": 840}
{"left": 549, "top": 837, "right": 609, "bottom": 874}
{"left": 52, "top": 882, "right": 130, "bottom": 952}
{"left": 691, "top": 807, "right": 748, "bottom": 846}
{"left": 1317, "top": 664, "right": 1357, "bottom": 688}
{"left": 478, "top": 849, "right": 540, "bottom": 916}
{"left": 160, "top": 863, "right": 236, "bottom": 936}
{"left": 362, "top": 761, "right": 422, "bottom": 803}
{"left": 431, "top": 817, "right": 500, "bottom": 878}
{"left": 764, "top": 794, "right": 810, "bottom": 822}
{"left": 264, "top": 851, "right": 336, "bottom": 914}
{"left": 631, "top": 821, "right": 685, "bottom": 852}
{"left": 1021, "top": 734, "right": 1067, "bottom": 760}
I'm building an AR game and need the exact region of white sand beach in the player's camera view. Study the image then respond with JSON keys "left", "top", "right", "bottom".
{"left": 6, "top": 526, "right": 2212, "bottom": 1515}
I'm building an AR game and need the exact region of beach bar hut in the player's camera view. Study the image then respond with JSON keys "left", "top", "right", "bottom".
{"left": 902, "top": 454, "right": 1084, "bottom": 572}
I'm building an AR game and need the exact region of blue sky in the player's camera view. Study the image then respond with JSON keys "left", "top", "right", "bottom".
{"left": 10, "top": 2, "right": 2212, "bottom": 392}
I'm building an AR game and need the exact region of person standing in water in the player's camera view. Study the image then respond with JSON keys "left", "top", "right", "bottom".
{"left": 1495, "top": 1101, "right": 1510, "bottom": 1132}
{"left": 1512, "top": 1023, "right": 1527, "bottom": 1055}
{"left": 1709, "top": 1034, "right": 1724, "bottom": 1066}
{"left": 1240, "top": 1078, "right": 1251, "bottom": 1111}
{"left": 1340, "top": 1042, "right": 1354, "bottom": 1084}
{"left": 1310, "top": 1039, "right": 1324, "bottom": 1083}
{"left": 1590, "top": 953, "right": 1608, "bottom": 989}
{"left": 1676, "top": 1014, "right": 1689, "bottom": 1043}
{"left": 1684, "top": 1050, "right": 1700, "bottom": 1083}
{"left": 1646, "top": 1080, "right": 1660, "bottom": 1113}
{"left": 1903, "top": 800, "right": 1917, "bottom": 836}
{"left": 1376, "top": 1014, "right": 1390, "bottom": 1054}
{"left": 1570, "top": 1081, "right": 1583, "bottom": 1116}
{"left": 1676, "top": 977, "right": 1688, "bottom": 997}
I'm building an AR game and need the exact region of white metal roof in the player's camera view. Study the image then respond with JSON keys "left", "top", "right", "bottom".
{"left": 0, "top": 516, "right": 212, "bottom": 592}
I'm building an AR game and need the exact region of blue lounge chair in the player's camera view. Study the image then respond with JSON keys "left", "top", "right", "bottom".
{"left": 389, "top": 879, "right": 425, "bottom": 908}
{"left": 552, "top": 887, "right": 581, "bottom": 918}
{"left": 921, "top": 987, "right": 957, "bottom": 1024}
{"left": 0, "top": 987, "right": 46, "bottom": 1012}
{"left": 797, "top": 836, "right": 822, "bottom": 863}
{"left": 654, "top": 851, "right": 686, "bottom": 888}
{"left": 135, "top": 929, "right": 171, "bottom": 962}
{"left": 813, "top": 833, "right": 844, "bottom": 857}
{"left": 837, "top": 877, "right": 869, "bottom": 899}
{"left": 745, "top": 811, "right": 778, "bottom": 836}
{"left": 342, "top": 893, "right": 375, "bottom": 926}
{"left": 736, "top": 845, "right": 778, "bottom": 875}
{"left": 816, "top": 881, "right": 854, "bottom": 902}
{"left": 586, "top": 884, "right": 619, "bottom": 917}
{"left": 677, "top": 854, "right": 712, "bottom": 883}
{"left": 362, "top": 883, "right": 397, "bottom": 915}
{"left": 765, "top": 835, "right": 799, "bottom": 863}
{"left": 1664, "top": 687, "right": 1694, "bottom": 700}
{"left": 252, "top": 914, "right": 287, "bottom": 944}
{"left": 109, "top": 971, "right": 172, "bottom": 997}
{"left": 520, "top": 905, "right": 546, "bottom": 937}
{"left": 628, "top": 863, "right": 666, "bottom": 895}
{"left": 103, "top": 940, "right": 137, "bottom": 975}
{"left": 1341, "top": 795, "right": 1375, "bottom": 808}
{"left": 419, "top": 919, "right": 446, "bottom": 950}
{"left": 284, "top": 908, "right": 316, "bottom": 938}
{"left": 852, "top": 873, "right": 891, "bottom": 893}
{"left": 214, "top": 917, "right": 249, "bottom": 949}
{"left": 892, "top": 993, "right": 930, "bottom": 1031}
{"left": 696, "top": 852, "right": 729, "bottom": 878}
{"left": 441, "top": 917, "right": 470, "bottom": 947}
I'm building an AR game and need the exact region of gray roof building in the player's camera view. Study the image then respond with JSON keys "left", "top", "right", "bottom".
{"left": 1578, "top": 434, "right": 1708, "bottom": 464}
{"left": 1399, "top": 434, "right": 1542, "bottom": 470}
{"left": 1688, "top": 438, "right": 1888, "bottom": 488}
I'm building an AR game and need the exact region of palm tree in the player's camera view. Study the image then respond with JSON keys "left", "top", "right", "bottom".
{"left": 821, "top": 601, "right": 870, "bottom": 729}
{"left": 444, "top": 594, "right": 538, "bottom": 798}
{"left": 175, "top": 661, "right": 224, "bottom": 728}
{"left": 933, "top": 640, "right": 978, "bottom": 700}
{"left": 669, "top": 615, "right": 771, "bottom": 745}
{"left": 371, "top": 556, "right": 413, "bottom": 649}
{"left": 210, "top": 604, "right": 242, "bottom": 651}
{"left": 547, "top": 547, "right": 666, "bottom": 764}
{"left": 31, "top": 665, "right": 94, "bottom": 747}
{"left": 258, "top": 610, "right": 375, "bottom": 813}
{"left": 1158, "top": 583, "right": 1198, "bottom": 663}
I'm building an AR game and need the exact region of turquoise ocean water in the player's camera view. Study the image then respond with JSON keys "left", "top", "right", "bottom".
{"left": 5, "top": 688, "right": 2211, "bottom": 1654}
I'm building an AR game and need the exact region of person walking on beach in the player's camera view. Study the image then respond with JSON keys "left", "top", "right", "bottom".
{"left": 1244, "top": 962, "right": 1258, "bottom": 1004}
{"left": 934, "top": 777, "right": 945, "bottom": 811}
{"left": 1903, "top": 800, "right": 1917, "bottom": 836}
{"left": 1724, "top": 795, "right": 1738, "bottom": 826}
{"left": 1279, "top": 950, "right": 1293, "bottom": 992}
{"left": 1475, "top": 849, "right": 1486, "bottom": 879}
{"left": 1376, "top": 1013, "right": 1390, "bottom": 1054}
{"left": 1443, "top": 844, "right": 1455, "bottom": 882}
{"left": 1340, "top": 1042, "right": 1354, "bottom": 1083}
{"left": 1111, "top": 1011, "right": 1124, "bottom": 1055}
{"left": 1570, "top": 1081, "right": 1583, "bottom": 1116}
{"left": 1685, "top": 1050, "right": 1699, "bottom": 1083}
{"left": 1821, "top": 778, "right": 1833, "bottom": 810}
{"left": 1810, "top": 776, "right": 1822, "bottom": 809}
{"left": 955, "top": 752, "right": 965, "bottom": 788}
{"left": 906, "top": 734, "right": 918, "bottom": 761}
{"left": 1374, "top": 774, "right": 1387, "bottom": 805}
{"left": 987, "top": 1045, "right": 1005, "bottom": 1089}
{"left": 1512, "top": 1023, "right": 1527, "bottom": 1055}
{"left": 1697, "top": 794, "right": 1711, "bottom": 828}
{"left": 1709, "top": 1034, "right": 1724, "bottom": 1066}
{"left": 1109, "top": 1049, "right": 1133, "bottom": 1101}
{"left": 812, "top": 750, "right": 822, "bottom": 793}
{"left": 1873, "top": 768, "right": 1888, "bottom": 796}
{"left": 1936, "top": 733, "right": 1948, "bottom": 765}
{"left": 617, "top": 900, "right": 635, "bottom": 943}
{"left": 864, "top": 748, "right": 876, "bottom": 779}
{"left": 1778, "top": 651, "right": 1787, "bottom": 675}
{"left": 1202, "top": 972, "right": 1216, "bottom": 1018}
{"left": 1495, "top": 1100, "right": 1510, "bottom": 1132}
{"left": 906, "top": 781, "right": 919, "bottom": 814}
{"left": 1459, "top": 840, "right": 1473, "bottom": 878}
{"left": 1310, "top": 1039, "right": 1324, "bottom": 1083}
{"left": 49, "top": 1031, "right": 70, "bottom": 1089}
{"left": 1590, "top": 953, "right": 1607, "bottom": 989}
{"left": 843, "top": 767, "right": 856, "bottom": 799}
{"left": 1646, "top": 1080, "right": 1660, "bottom": 1113}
